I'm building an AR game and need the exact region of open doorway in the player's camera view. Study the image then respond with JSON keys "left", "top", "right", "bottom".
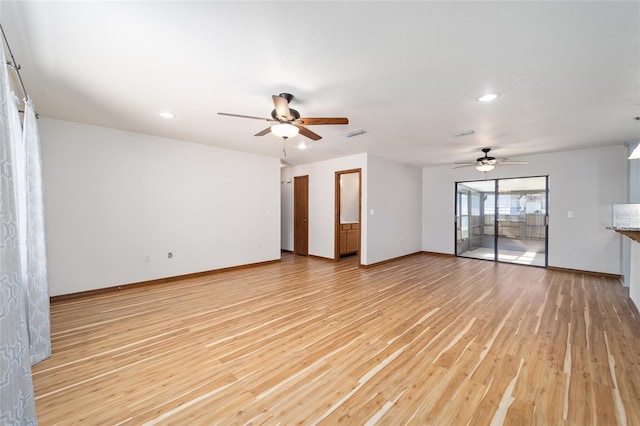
{"left": 455, "top": 176, "right": 548, "bottom": 267}
{"left": 335, "top": 169, "right": 361, "bottom": 262}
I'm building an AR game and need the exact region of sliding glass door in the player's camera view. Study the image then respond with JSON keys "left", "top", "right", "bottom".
{"left": 456, "top": 179, "right": 495, "bottom": 259}
{"left": 455, "top": 176, "right": 548, "bottom": 267}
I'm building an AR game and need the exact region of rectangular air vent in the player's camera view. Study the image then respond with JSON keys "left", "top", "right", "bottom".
{"left": 343, "top": 129, "right": 367, "bottom": 138}
{"left": 453, "top": 130, "right": 475, "bottom": 137}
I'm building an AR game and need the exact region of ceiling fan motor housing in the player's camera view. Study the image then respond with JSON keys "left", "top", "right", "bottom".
{"left": 478, "top": 148, "right": 496, "bottom": 164}
{"left": 278, "top": 93, "right": 294, "bottom": 104}
{"left": 478, "top": 157, "right": 497, "bottom": 164}
{"left": 271, "top": 108, "right": 300, "bottom": 121}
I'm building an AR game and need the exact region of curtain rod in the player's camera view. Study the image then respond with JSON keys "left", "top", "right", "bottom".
{"left": 1, "top": 22, "right": 36, "bottom": 116}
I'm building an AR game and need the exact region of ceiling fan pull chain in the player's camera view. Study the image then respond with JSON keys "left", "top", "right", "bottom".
{"left": 283, "top": 140, "right": 287, "bottom": 157}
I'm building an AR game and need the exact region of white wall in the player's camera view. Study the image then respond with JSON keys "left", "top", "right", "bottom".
{"left": 40, "top": 118, "right": 281, "bottom": 296}
{"left": 281, "top": 153, "right": 367, "bottom": 261}
{"left": 40, "top": 118, "right": 626, "bottom": 296}
{"left": 366, "top": 155, "right": 423, "bottom": 264}
{"left": 423, "top": 145, "right": 628, "bottom": 275}
{"left": 281, "top": 153, "right": 423, "bottom": 266}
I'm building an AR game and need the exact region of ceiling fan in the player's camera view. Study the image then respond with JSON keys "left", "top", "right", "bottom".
{"left": 217, "top": 93, "right": 349, "bottom": 141}
{"left": 453, "top": 148, "right": 530, "bottom": 172}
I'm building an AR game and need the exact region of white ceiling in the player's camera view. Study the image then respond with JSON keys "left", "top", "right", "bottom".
{"left": 2, "top": 1, "right": 639, "bottom": 167}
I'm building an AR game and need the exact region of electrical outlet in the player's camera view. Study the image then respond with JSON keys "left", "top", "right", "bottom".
{"left": 168, "top": 252, "right": 173, "bottom": 259}
{"left": 144, "top": 255, "right": 151, "bottom": 263}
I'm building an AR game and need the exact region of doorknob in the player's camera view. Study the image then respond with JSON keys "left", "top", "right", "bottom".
{"left": 304, "top": 219, "right": 308, "bottom": 222}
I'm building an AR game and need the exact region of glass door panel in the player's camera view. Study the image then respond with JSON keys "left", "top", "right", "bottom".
{"left": 482, "top": 192, "right": 496, "bottom": 259}
{"left": 456, "top": 188, "right": 469, "bottom": 255}
{"left": 496, "top": 177, "right": 547, "bottom": 267}
{"left": 455, "top": 180, "right": 496, "bottom": 260}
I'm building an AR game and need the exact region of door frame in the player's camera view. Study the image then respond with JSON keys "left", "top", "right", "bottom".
{"left": 294, "top": 175, "right": 309, "bottom": 256}
{"left": 334, "top": 168, "right": 362, "bottom": 263}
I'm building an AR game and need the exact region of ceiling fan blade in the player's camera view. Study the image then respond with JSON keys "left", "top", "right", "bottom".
{"left": 452, "top": 164, "right": 474, "bottom": 169}
{"left": 498, "top": 161, "right": 530, "bottom": 165}
{"left": 272, "top": 95, "right": 293, "bottom": 120}
{"left": 297, "top": 117, "right": 349, "bottom": 125}
{"left": 218, "top": 112, "right": 275, "bottom": 122}
{"left": 295, "top": 124, "right": 322, "bottom": 141}
{"left": 255, "top": 127, "right": 272, "bottom": 136}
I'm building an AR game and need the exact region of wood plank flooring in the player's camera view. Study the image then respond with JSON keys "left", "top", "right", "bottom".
{"left": 32, "top": 253, "right": 640, "bottom": 425}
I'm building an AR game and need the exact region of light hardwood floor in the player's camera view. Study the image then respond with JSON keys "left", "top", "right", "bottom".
{"left": 33, "top": 253, "right": 640, "bottom": 425}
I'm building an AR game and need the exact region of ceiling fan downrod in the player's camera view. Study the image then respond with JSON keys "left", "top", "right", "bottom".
{"left": 278, "top": 93, "right": 294, "bottom": 103}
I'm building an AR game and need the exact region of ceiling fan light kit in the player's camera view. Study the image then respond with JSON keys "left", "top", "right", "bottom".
{"left": 476, "top": 163, "right": 495, "bottom": 172}
{"left": 271, "top": 123, "right": 299, "bottom": 139}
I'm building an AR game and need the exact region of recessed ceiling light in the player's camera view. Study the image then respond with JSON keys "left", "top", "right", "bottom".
{"left": 477, "top": 93, "right": 499, "bottom": 103}
{"left": 159, "top": 112, "right": 175, "bottom": 118}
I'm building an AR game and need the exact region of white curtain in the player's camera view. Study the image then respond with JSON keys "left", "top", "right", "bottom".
{"left": 0, "top": 42, "right": 38, "bottom": 424}
{"left": 22, "top": 98, "right": 50, "bottom": 365}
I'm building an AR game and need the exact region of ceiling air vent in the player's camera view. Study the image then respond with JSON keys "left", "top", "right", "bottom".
{"left": 343, "top": 129, "right": 367, "bottom": 138}
{"left": 453, "top": 130, "right": 475, "bottom": 137}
